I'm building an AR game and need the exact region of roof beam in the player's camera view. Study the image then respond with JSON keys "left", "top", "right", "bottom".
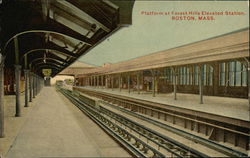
{"left": 34, "top": 62, "right": 64, "bottom": 68}
{"left": 22, "top": 48, "right": 77, "bottom": 59}
{"left": 45, "top": 18, "right": 91, "bottom": 44}
{"left": 50, "top": 3, "right": 96, "bottom": 32}
{"left": 66, "top": 0, "right": 113, "bottom": 31}
{"left": 46, "top": 41, "right": 78, "bottom": 58}
{"left": 30, "top": 58, "right": 66, "bottom": 67}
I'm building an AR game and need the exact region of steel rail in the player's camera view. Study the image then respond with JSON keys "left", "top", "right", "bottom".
{"left": 57, "top": 87, "right": 165, "bottom": 158}
{"left": 99, "top": 100, "right": 248, "bottom": 157}
{"left": 60, "top": 88, "right": 209, "bottom": 157}
{"left": 75, "top": 88, "right": 249, "bottom": 137}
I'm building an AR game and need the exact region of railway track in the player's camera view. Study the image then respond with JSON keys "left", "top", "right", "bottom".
{"left": 73, "top": 87, "right": 249, "bottom": 157}
{"left": 58, "top": 87, "right": 210, "bottom": 157}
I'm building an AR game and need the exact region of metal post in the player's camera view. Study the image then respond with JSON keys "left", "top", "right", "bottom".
{"left": 90, "top": 76, "right": 93, "bottom": 86}
{"left": 141, "top": 72, "right": 144, "bottom": 92}
{"left": 33, "top": 73, "right": 36, "bottom": 98}
{"left": 15, "top": 65, "right": 21, "bottom": 117}
{"left": 96, "top": 76, "right": 99, "bottom": 88}
{"left": 152, "top": 70, "right": 155, "bottom": 97}
{"left": 119, "top": 74, "right": 121, "bottom": 92}
{"left": 111, "top": 75, "right": 114, "bottom": 91}
{"left": 0, "top": 62, "right": 5, "bottom": 137}
{"left": 24, "top": 70, "right": 29, "bottom": 107}
{"left": 101, "top": 75, "right": 104, "bottom": 88}
{"left": 37, "top": 76, "right": 40, "bottom": 93}
{"left": 199, "top": 65, "right": 204, "bottom": 104}
{"left": 120, "top": 75, "right": 123, "bottom": 92}
{"left": 172, "top": 68, "right": 177, "bottom": 100}
{"left": 35, "top": 75, "right": 38, "bottom": 95}
{"left": 128, "top": 74, "right": 130, "bottom": 93}
{"left": 247, "top": 59, "right": 250, "bottom": 112}
{"left": 29, "top": 71, "right": 33, "bottom": 102}
{"left": 137, "top": 72, "right": 140, "bottom": 94}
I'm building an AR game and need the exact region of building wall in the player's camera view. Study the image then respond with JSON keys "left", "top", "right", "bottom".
{"left": 4, "top": 68, "right": 25, "bottom": 95}
{"left": 77, "top": 58, "right": 248, "bottom": 98}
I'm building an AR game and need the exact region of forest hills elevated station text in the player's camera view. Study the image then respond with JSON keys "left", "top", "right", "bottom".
{"left": 140, "top": 11, "right": 246, "bottom": 16}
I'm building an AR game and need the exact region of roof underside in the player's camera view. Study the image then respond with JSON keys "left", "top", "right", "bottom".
{"left": 0, "top": 0, "right": 135, "bottom": 77}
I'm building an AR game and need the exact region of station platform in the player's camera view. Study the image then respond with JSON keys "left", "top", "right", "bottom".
{"left": 1, "top": 87, "right": 130, "bottom": 158}
{"left": 80, "top": 86, "right": 249, "bottom": 121}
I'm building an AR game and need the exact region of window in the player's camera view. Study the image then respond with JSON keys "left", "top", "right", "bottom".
{"left": 164, "top": 68, "right": 173, "bottom": 83}
{"left": 187, "top": 67, "right": 190, "bottom": 85}
{"left": 208, "top": 66, "right": 213, "bottom": 86}
{"left": 219, "top": 63, "right": 225, "bottom": 86}
{"left": 242, "top": 65, "right": 247, "bottom": 86}
{"left": 229, "top": 61, "right": 235, "bottom": 86}
{"left": 235, "top": 61, "right": 242, "bottom": 86}
{"left": 194, "top": 66, "right": 199, "bottom": 85}
{"left": 219, "top": 61, "right": 247, "bottom": 87}
{"left": 203, "top": 65, "right": 207, "bottom": 86}
{"left": 178, "top": 66, "right": 193, "bottom": 85}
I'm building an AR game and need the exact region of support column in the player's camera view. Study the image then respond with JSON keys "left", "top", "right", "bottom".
{"left": 105, "top": 76, "right": 108, "bottom": 88}
{"left": 199, "top": 65, "right": 204, "bottom": 104}
{"left": 90, "top": 76, "right": 93, "bottom": 87}
{"left": 35, "top": 75, "right": 38, "bottom": 96}
{"left": 119, "top": 74, "right": 121, "bottom": 92}
{"left": 97, "top": 76, "right": 99, "bottom": 88}
{"left": 37, "top": 77, "right": 39, "bottom": 94}
{"left": 24, "top": 70, "right": 29, "bottom": 107}
{"left": 101, "top": 75, "right": 104, "bottom": 88}
{"left": 120, "top": 76, "right": 123, "bottom": 92}
{"left": 152, "top": 70, "right": 156, "bottom": 97}
{"left": 111, "top": 75, "right": 114, "bottom": 91}
{"left": 247, "top": 59, "right": 250, "bottom": 111}
{"left": 128, "top": 74, "right": 130, "bottom": 93}
{"left": 137, "top": 72, "right": 140, "bottom": 94}
{"left": 29, "top": 71, "right": 33, "bottom": 102}
{"left": 33, "top": 73, "right": 36, "bottom": 98}
{"left": 172, "top": 68, "right": 177, "bottom": 100}
{"left": 15, "top": 65, "right": 21, "bottom": 117}
{"left": 0, "top": 63, "right": 5, "bottom": 137}
{"left": 141, "top": 71, "right": 144, "bottom": 92}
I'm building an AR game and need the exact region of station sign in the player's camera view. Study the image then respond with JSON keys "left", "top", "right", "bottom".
{"left": 42, "top": 69, "right": 52, "bottom": 77}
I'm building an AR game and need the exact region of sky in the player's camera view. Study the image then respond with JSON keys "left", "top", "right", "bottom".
{"left": 78, "top": 1, "right": 249, "bottom": 66}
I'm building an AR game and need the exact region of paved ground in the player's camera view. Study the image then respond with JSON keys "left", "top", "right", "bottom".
{"left": 82, "top": 86, "right": 249, "bottom": 121}
{"left": 3, "top": 87, "right": 130, "bottom": 158}
{"left": 0, "top": 93, "right": 30, "bottom": 157}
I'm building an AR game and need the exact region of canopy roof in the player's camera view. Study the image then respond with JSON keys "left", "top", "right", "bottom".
{"left": 76, "top": 28, "right": 249, "bottom": 77}
{"left": 0, "top": 0, "right": 135, "bottom": 77}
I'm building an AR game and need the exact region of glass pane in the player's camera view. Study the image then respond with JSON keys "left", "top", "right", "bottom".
{"left": 220, "top": 63, "right": 225, "bottom": 72}
{"left": 195, "top": 66, "right": 199, "bottom": 85}
{"left": 242, "top": 65, "right": 247, "bottom": 86}
{"left": 209, "top": 67, "right": 213, "bottom": 86}
{"left": 183, "top": 67, "right": 186, "bottom": 85}
{"left": 235, "top": 72, "right": 241, "bottom": 86}
{"left": 220, "top": 72, "right": 225, "bottom": 86}
{"left": 229, "top": 72, "right": 234, "bottom": 86}
{"left": 229, "top": 61, "right": 235, "bottom": 72}
{"left": 220, "top": 63, "right": 225, "bottom": 86}
{"left": 203, "top": 65, "right": 206, "bottom": 86}
{"left": 236, "top": 61, "right": 242, "bottom": 71}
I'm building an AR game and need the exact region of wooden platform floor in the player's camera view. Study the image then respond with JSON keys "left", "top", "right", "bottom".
{"left": 0, "top": 87, "right": 130, "bottom": 158}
